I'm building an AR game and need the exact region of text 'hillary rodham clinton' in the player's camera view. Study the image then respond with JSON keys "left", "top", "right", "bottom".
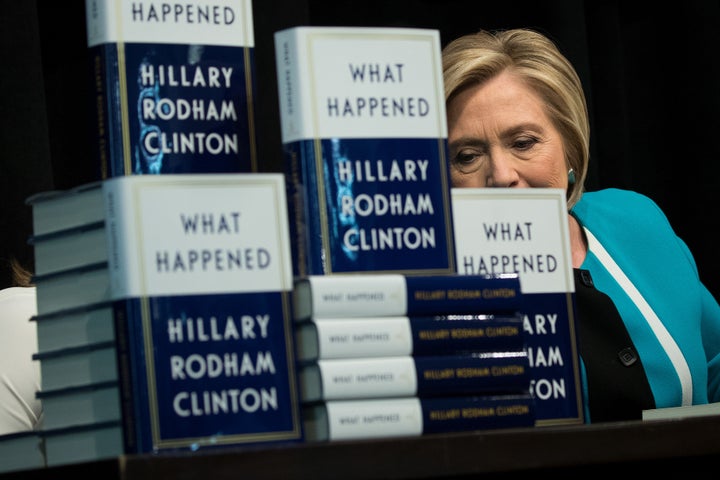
{"left": 166, "top": 313, "right": 281, "bottom": 418}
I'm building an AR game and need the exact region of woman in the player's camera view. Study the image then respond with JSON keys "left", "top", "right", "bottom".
{"left": 442, "top": 28, "right": 720, "bottom": 422}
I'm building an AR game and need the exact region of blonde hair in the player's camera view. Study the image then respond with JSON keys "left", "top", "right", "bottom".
{"left": 442, "top": 29, "right": 589, "bottom": 208}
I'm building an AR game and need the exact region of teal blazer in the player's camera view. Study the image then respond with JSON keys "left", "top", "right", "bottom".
{"left": 572, "top": 188, "right": 720, "bottom": 411}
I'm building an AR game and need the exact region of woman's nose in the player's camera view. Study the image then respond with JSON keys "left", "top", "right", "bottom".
{"left": 486, "top": 152, "right": 519, "bottom": 187}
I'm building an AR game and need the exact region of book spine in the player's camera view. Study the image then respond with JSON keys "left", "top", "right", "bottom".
{"left": 86, "top": 0, "right": 258, "bottom": 177}
{"left": 300, "top": 352, "right": 530, "bottom": 402}
{"left": 110, "top": 299, "right": 142, "bottom": 453}
{"left": 305, "top": 394, "right": 536, "bottom": 441}
{"left": 88, "top": 31, "right": 123, "bottom": 179}
{"left": 273, "top": 27, "right": 456, "bottom": 276}
{"left": 274, "top": 28, "right": 317, "bottom": 277}
{"left": 295, "top": 314, "right": 525, "bottom": 361}
{"left": 102, "top": 178, "right": 135, "bottom": 299}
{"left": 294, "top": 273, "right": 522, "bottom": 320}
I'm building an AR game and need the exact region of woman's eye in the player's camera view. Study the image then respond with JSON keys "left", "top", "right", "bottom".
{"left": 455, "top": 152, "right": 478, "bottom": 165}
{"left": 451, "top": 151, "right": 484, "bottom": 173}
{"left": 452, "top": 150, "right": 484, "bottom": 166}
{"left": 513, "top": 137, "right": 538, "bottom": 151}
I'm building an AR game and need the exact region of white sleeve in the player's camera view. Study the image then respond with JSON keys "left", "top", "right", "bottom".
{"left": 0, "top": 287, "right": 42, "bottom": 434}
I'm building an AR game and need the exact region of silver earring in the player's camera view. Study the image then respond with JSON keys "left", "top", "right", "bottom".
{"left": 568, "top": 168, "right": 576, "bottom": 186}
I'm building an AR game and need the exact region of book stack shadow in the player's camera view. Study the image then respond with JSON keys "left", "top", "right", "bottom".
{"left": 291, "top": 273, "right": 537, "bottom": 442}
{"left": 25, "top": 182, "right": 123, "bottom": 468}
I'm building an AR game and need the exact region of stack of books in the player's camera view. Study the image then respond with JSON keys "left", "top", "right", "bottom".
{"left": 273, "top": 26, "right": 536, "bottom": 441}
{"left": 24, "top": 181, "right": 119, "bottom": 467}
{"left": 26, "top": 173, "right": 305, "bottom": 467}
{"left": 21, "top": 0, "right": 306, "bottom": 469}
{"left": 292, "top": 273, "right": 537, "bottom": 442}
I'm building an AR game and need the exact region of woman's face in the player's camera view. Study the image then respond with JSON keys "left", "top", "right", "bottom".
{"left": 446, "top": 70, "right": 568, "bottom": 190}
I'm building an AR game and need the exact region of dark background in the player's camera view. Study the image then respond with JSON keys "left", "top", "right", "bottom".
{"left": 1, "top": 0, "right": 718, "bottom": 302}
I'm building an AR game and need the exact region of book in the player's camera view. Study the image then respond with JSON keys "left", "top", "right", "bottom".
{"left": 304, "top": 394, "right": 536, "bottom": 442}
{"left": 85, "top": 0, "right": 258, "bottom": 176}
{"left": 32, "top": 301, "right": 116, "bottom": 353}
{"left": 293, "top": 272, "right": 522, "bottom": 321}
{"left": 42, "top": 420, "right": 123, "bottom": 467}
{"left": 28, "top": 221, "right": 107, "bottom": 276}
{"left": 299, "top": 351, "right": 530, "bottom": 402}
{"left": 451, "top": 188, "right": 585, "bottom": 426}
{"left": 36, "top": 381, "right": 121, "bottom": 430}
{"left": 274, "top": 26, "right": 456, "bottom": 276}
{"left": 643, "top": 402, "right": 720, "bottom": 421}
{"left": 24, "top": 181, "right": 104, "bottom": 236}
{"left": 32, "top": 262, "right": 110, "bottom": 316}
{"left": 295, "top": 313, "right": 525, "bottom": 361}
{"left": 102, "top": 173, "right": 302, "bottom": 453}
{"left": 32, "top": 341, "right": 118, "bottom": 391}
{"left": 0, "top": 430, "right": 46, "bottom": 473}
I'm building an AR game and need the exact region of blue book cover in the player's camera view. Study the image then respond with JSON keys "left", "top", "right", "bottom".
{"left": 85, "top": 0, "right": 258, "bottom": 177}
{"left": 274, "top": 26, "right": 456, "bottom": 276}
{"left": 103, "top": 173, "right": 302, "bottom": 453}
{"left": 113, "top": 293, "right": 299, "bottom": 452}
{"left": 521, "top": 291, "right": 583, "bottom": 424}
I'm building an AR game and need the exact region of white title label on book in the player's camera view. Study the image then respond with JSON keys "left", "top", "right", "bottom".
{"left": 86, "top": 0, "right": 254, "bottom": 47}
{"left": 451, "top": 188, "right": 574, "bottom": 294}
{"left": 277, "top": 27, "right": 446, "bottom": 141}
{"left": 105, "top": 174, "right": 292, "bottom": 298}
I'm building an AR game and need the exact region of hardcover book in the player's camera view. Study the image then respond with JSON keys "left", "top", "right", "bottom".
{"left": 102, "top": 173, "right": 302, "bottom": 453}
{"left": 36, "top": 381, "right": 121, "bottom": 430}
{"left": 295, "top": 313, "right": 525, "bottom": 361}
{"left": 299, "top": 351, "right": 530, "bottom": 402}
{"left": 32, "top": 301, "right": 116, "bottom": 353}
{"left": 32, "top": 262, "right": 110, "bottom": 316}
{"left": 25, "top": 181, "right": 104, "bottom": 236}
{"left": 42, "top": 420, "right": 123, "bottom": 467}
{"left": 0, "top": 430, "right": 46, "bottom": 473}
{"left": 28, "top": 221, "right": 107, "bottom": 276}
{"left": 451, "top": 188, "right": 585, "bottom": 426}
{"left": 85, "top": 0, "right": 258, "bottom": 177}
{"left": 293, "top": 273, "right": 522, "bottom": 321}
{"left": 274, "top": 26, "right": 456, "bottom": 276}
{"left": 304, "top": 393, "right": 536, "bottom": 442}
{"left": 32, "top": 341, "right": 118, "bottom": 391}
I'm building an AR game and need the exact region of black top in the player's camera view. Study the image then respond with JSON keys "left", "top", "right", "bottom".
{"left": 573, "top": 268, "right": 656, "bottom": 422}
